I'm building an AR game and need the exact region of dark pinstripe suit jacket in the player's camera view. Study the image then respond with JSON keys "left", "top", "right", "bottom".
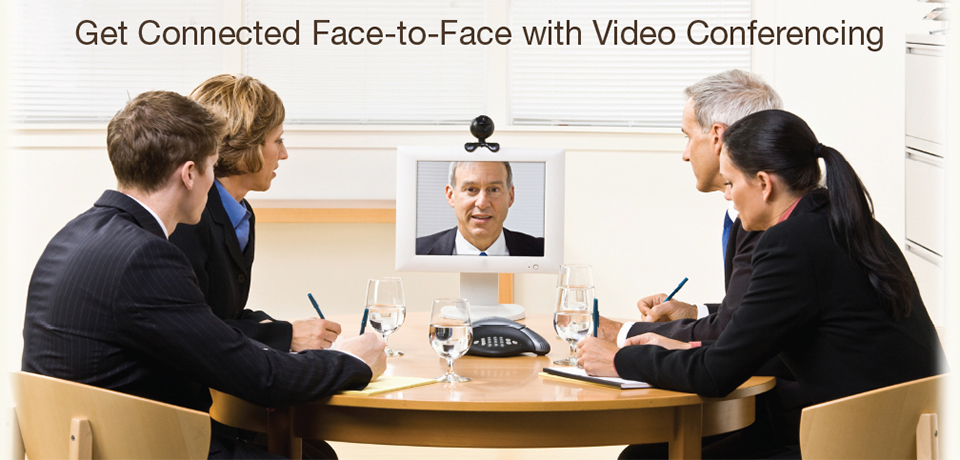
{"left": 22, "top": 190, "right": 371, "bottom": 412}
{"left": 170, "top": 185, "right": 293, "bottom": 351}
{"left": 626, "top": 218, "right": 762, "bottom": 341}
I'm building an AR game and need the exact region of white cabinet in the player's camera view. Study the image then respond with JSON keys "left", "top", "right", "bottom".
{"left": 904, "top": 35, "right": 946, "bottom": 327}
{"left": 905, "top": 44, "right": 947, "bottom": 147}
{"left": 906, "top": 243, "right": 944, "bottom": 326}
{"left": 905, "top": 149, "right": 945, "bottom": 256}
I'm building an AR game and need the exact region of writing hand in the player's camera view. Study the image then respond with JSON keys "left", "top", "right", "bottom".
{"left": 290, "top": 318, "right": 342, "bottom": 351}
{"left": 637, "top": 293, "right": 696, "bottom": 322}
{"left": 336, "top": 332, "right": 387, "bottom": 380}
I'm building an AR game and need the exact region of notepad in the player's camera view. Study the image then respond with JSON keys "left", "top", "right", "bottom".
{"left": 542, "top": 367, "right": 651, "bottom": 389}
{"left": 339, "top": 376, "right": 437, "bottom": 396}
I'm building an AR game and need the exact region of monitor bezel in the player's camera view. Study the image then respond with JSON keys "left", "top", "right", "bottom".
{"left": 396, "top": 147, "right": 565, "bottom": 274}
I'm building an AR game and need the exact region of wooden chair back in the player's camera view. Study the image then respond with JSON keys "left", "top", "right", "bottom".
{"left": 12, "top": 371, "right": 210, "bottom": 460}
{"left": 800, "top": 374, "right": 944, "bottom": 460}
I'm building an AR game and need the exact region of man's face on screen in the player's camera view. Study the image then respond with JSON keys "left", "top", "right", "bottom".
{"left": 446, "top": 162, "right": 515, "bottom": 251}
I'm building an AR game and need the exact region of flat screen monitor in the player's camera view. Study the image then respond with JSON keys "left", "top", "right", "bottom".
{"left": 396, "top": 147, "right": 565, "bottom": 318}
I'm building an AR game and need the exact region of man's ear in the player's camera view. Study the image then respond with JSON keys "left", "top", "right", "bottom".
{"left": 179, "top": 161, "right": 197, "bottom": 191}
{"left": 711, "top": 123, "right": 727, "bottom": 155}
{"left": 508, "top": 186, "right": 515, "bottom": 207}
{"left": 445, "top": 185, "right": 455, "bottom": 208}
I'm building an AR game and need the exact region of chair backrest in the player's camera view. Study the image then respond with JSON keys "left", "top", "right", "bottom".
{"left": 800, "top": 374, "right": 945, "bottom": 460}
{"left": 12, "top": 371, "right": 210, "bottom": 460}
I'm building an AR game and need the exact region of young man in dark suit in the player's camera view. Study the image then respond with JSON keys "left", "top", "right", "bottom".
{"left": 416, "top": 161, "right": 544, "bottom": 256}
{"left": 21, "top": 91, "right": 387, "bottom": 459}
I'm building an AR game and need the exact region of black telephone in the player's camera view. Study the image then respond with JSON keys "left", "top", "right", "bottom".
{"left": 467, "top": 317, "right": 551, "bottom": 357}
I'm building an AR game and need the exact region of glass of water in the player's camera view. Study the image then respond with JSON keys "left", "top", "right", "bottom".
{"left": 429, "top": 298, "right": 473, "bottom": 383}
{"left": 553, "top": 265, "right": 595, "bottom": 366}
{"left": 365, "top": 278, "right": 406, "bottom": 357}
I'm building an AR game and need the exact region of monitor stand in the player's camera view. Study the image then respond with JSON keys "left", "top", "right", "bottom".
{"left": 460, "top": 273, "right": 525, "bottom": 320}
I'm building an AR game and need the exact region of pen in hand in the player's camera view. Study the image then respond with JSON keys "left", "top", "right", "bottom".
{"left": 307, "top": 293, "right": 325, "bottom": 319}
{"left": 360, "top": 308, "right": 369, "bottom": 335}
{"left": 663, "top": 277, "right": 689, "bottom": 302}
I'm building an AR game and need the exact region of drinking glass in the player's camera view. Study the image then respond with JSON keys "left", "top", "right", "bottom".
{"left": 553, "top": 264, "right": 595, "bottom": 366}
{"left": 557, "top": 264, "right": 594, "bottom": 289}
{"left": 429, "top": 298, "right": 473, "bottom": 383}
{"left": 365, "top": 278, "right": 406, "bottom": 357}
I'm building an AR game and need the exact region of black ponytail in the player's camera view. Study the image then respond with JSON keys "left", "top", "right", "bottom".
{"left": 724, "top": 110, "right": 912, "bottom": 319}
{"left": 819, "top": 146, "right": 912, "bottom": 319}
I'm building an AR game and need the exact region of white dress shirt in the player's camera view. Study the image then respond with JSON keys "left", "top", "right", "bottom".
{"left": 124, "top": 193, "right": 168, "bottom": 238}
{"left": 453, "top": 228, "right": 509, "bottom": 256}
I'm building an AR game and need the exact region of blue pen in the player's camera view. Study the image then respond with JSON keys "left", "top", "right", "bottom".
{"left": 360, "top": 308, "right": 369, "bottom": 335}
{"left": 307, "top": 293, "right": 325, "bottom": 319}
{"left": 592, "top": 298, "right": 599, "bottom": 338}
{"left": 663, "top": 277, "right": 689, "bottom": 302}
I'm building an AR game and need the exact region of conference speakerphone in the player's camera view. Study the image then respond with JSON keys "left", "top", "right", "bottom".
{"left": 467, "top": 317, "right": 550, "bottom": 358}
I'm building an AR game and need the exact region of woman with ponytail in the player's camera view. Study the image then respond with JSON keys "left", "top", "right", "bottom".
{"left": 579, "top": 110, "right": 945, "bottom": 418}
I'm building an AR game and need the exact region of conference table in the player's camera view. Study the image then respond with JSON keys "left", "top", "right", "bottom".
{"left": 210, "top": 312, "right": 775, "bottom": 459}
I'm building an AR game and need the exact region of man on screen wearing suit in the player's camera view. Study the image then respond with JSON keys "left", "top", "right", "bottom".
{"left": 587, "top": 70, "right": 807, "bottom": 458}
{"left": 416, "top": 161, "right": 544, "bottom": 256}
{"left": 21, "top": 91, "right": 386, "bottom": 459}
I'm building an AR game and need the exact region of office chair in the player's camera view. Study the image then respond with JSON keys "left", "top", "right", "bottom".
{"left": 12, "top": 371, "right": 210, "bottom": 459}
{"left": 799, "top": 374, "right": 944, "bottom": 460}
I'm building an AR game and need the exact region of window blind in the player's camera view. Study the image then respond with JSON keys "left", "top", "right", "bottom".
{"left": 509, "top": 0, "right": 752, "bottom": 128}
{"left": 9, "top": 0, "right": 751, "bottom": 127}
{"left": 9, "top": 0, "right": 224, "bottom": 123}
{"left": 244, "top": 1, "right": 487, "bottom": 124}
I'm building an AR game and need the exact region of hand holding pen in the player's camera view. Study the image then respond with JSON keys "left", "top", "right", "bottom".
{"left": 289, "top": 293, "right": 341, "bottom": 352}
{"left": 637, "top": 277, "right": 696, "bottom": 323}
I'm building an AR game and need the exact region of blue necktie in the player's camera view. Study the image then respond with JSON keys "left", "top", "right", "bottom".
{"left": 722, "top": 212, "right": 733, "bottom": 261}
{"left": 480, "top": 252, "right": 488, "bottom": 256}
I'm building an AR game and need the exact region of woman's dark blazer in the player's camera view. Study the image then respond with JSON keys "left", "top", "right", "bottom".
{"left": 615, "top": 189, "right": 946, "bottom": 405}
{"left": 170, "top": 185, "right": 293, "bottom": 350}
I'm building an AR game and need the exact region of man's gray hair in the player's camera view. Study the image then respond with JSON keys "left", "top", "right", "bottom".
{"left": 448, "top": 161, "right": 513, "bottom": 189}
{"left": 684, "top": 69, "right": 782, "bottom": 133}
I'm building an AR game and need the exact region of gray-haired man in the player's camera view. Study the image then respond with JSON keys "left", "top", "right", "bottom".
{"left": 584, "top": 70, "right": 805, "bottom": 458}
{"left": 596, "top": 69, "right": 783, "bottom": 346}
{"left": 416, "top": 161, "right": 543, "bottom": 256}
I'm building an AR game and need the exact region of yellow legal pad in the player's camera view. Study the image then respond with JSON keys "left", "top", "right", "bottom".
{"left": 340, "top": 376, "right": 437, "bottom": 396}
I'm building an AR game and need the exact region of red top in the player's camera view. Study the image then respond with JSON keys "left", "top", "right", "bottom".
{"left": 778, "top": 197, "right": 802, "bottom": 223}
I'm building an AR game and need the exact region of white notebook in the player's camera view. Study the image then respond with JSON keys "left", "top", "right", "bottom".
{"left": 543, "top": 367, "right": 651, "bottom": 389}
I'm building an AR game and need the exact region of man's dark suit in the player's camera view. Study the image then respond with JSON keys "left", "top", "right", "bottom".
{"left": 616, "top": 190, "right": 947, "bottom": 404}
{"left": 627, "top": 217, "right": 760, "bottom": 341}
{"left": 416, "top": 227, "right": 544, "bottom": 256}
{"left": 22, "top": 191, "right": 372, "bottom": 457}
{"left": 170, "top": 185, "right": 292, "bottom": 351}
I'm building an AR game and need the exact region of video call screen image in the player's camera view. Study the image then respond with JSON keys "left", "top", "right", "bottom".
{"left": 415, "top": 161, "right": 545, "bottom": 256}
